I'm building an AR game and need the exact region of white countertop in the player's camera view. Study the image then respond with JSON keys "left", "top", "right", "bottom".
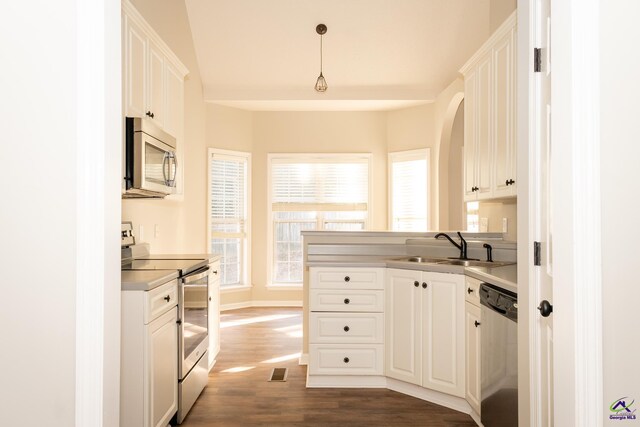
{"left": 121, "top": 269, "right": 179, "bottom": 291}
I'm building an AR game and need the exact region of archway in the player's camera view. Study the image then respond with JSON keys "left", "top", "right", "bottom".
{"left": 437, "top": 92, "right": 465, "bottom": 230}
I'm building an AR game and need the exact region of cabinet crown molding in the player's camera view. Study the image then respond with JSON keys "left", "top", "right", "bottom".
{"left": 459, "top": 11, "right": 517, "bottom": 76}
{"left": 122, "top": 0, "right": 189, "bottom": 78}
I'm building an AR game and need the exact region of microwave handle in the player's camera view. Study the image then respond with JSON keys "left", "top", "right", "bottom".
{"left": 169, "top": 152, "right": 178, "bottom": 188}
{"left": 162, "top": 152, "right": 170, "bottom": 186}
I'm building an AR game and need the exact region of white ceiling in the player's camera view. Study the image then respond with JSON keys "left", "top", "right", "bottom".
{"left": 184, "top": 0, "right": 490, "bottom": 111}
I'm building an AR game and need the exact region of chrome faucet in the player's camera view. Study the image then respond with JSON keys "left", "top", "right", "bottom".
{"left": 434, "top": 231, "right": 469, "bottom": 260}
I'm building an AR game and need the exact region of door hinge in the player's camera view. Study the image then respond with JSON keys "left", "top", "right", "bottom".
{"left": 534, "top": 241, "right": 541, "bottom": 266}
{"left": 534, "top": 48, "right": 542, "bottom": 72}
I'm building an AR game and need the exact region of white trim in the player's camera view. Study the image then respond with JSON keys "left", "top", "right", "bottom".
{"left": 266, "top": 283, "right": 304, "bottom": 290}
{"left": 207, "top": 148, "right": 252, "bottom": 290}
{"left": 306, "top": 374, "right": 387, "bottom": 388}
{"left": 266, "top": 153, "right": 373, "bottom": 287}
{"left": 220, "top": 284, "right": 253, "bottom": 294}
{"left": 76, "top": 0, "right": 121, "bottom": 424}
{"left": 221, "top": 300, "right": 303, "bottom": 311}
{"left": 387, "top": 148, "right": 430, "bottom": 231}
{"left": 386, "top": 378, "right": 472, "bottom": 414}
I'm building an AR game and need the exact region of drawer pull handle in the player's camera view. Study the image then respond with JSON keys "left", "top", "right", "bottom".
{"left": 209, "top": 296, "right": 212, "bottom": 301}
{"left": 213, "top": 270, "right": 218, "bottom": 275}
{"left": 344, "top": 298, "right": 350, "bottom": 305}
{"left": 422, "top": 282, "right": 428, "bottom": 289}
{"left": 344, "top": 276, "right": 350, "bottom": 282}
{"left": 344, "top": 326, "right": 350, "bottom": 332}
{"left": 414, "top": 281, "right": 419, "bottom": 287}
{"left": 343, "top": 357, "right": 350, "bottom": 364}
{"left": 163, "top": 295, "right": 171, "bottom": 302}
{"left": 467, "top": 287, "right": 474, "bottom": 294}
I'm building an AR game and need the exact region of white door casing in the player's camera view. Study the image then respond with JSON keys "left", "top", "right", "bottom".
{"left": 531, "top": 0, "right": 554, "bottom": 423}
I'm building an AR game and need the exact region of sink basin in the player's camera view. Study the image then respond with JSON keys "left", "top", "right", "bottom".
{"left": 397, "top": 256, "right": 446, "bottom": 264}
{"left": 437, "top": 259, "right": 514, "bottom": 268}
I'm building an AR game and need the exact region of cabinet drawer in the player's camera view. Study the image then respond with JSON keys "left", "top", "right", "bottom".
{"left": 309, "top": 344, "right": 383, "bottom": 375}
{"left": 310, "top": 267, "right": 384, "bottom": 290}
{"left": 310, "top": 289, "right": 384, "bottom": 312}
{"left": 465, "top": 277, "right": 482, "bottom": 307}
{"left": 145, "top": 280, "right": 178, "bottom": 324}
{"left": 309, "top": 313, "right": 383, "bottom": 344}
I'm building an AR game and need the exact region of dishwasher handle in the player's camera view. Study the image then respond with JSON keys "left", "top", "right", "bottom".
{"left": 182, "top": 266, "right": 210, "bottom": 284}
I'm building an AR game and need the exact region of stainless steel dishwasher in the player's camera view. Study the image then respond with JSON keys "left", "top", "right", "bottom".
{"left": 480, "top": 283, "right": 518, "bottom": 427}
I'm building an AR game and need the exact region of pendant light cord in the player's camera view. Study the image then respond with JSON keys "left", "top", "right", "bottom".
{"left": 320, "top": 34, "right": 323, "bottom": 75}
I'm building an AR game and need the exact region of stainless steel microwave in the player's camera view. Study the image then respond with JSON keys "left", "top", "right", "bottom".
{"left": 123, "top": 117, "right": 177, "bottom": 198}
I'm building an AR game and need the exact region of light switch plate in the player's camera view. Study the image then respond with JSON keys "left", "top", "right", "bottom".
{"left": 480, "top": 218, "right": 489, "bottom": 232}
{"left": 154, "top": 224, "right": 160, "bottom": 238}
{"left": 502, "top": 218, "right": 508, "bottom": 233}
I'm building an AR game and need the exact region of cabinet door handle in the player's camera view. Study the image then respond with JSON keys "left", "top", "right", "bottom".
{"left": 414, "top": 281, "right": 420, "bottom": 287}
{"left": 474, "top": 320, "right": 481, "bottom": 327}
{"left": 343, "top": 326, "right": 350, "bottom": 332}
{"left": 344, "top": 276, "right": 350, "bottom": 282}
{"left": 422, "top": 282, "right": 428, "bottom": 289}
{"left": 467, "top": 287, "right": 474, "bottom": 294}
{"left": 163, "top": 295, "right": 171, "bottom": 302}
{"left": 209, "top": 297, "right": 212, "bottom": 301}
{"left": 344, "top": 298, "right": 350, "bottom": 305}
{"left": 213, "top": 270, "right": 218, "bottom": 275}
{"left": 343, "top": 357, "right": 350, "bottom": 364}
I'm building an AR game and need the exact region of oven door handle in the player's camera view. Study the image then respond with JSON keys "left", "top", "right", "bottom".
{"left": 182, "top": 266, "right": 210, "bottom": 284}
{"left": 183, "top": 283, "right": 208, "bottom": 290}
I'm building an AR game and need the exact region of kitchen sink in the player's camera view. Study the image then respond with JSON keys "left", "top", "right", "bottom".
{"left": 396, "top": 256, "right": 447, "bottom": 264}
{"left": 437, "top": 259, "right": 514, "bottom": 268}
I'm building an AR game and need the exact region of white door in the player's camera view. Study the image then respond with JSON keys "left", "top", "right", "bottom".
{"left": 385, "top": 268, "right": 422, "bottom": 385}
{"left": 475, "top": 51, "right": 493, "bottom": 198}
{"left": 422, "top": 272, "right": 465, "bottom": 397}
{"left": 533, "top": 0, "right": 554, "bottom": 424}
{"left": 147, "top": 41, "right": 165, "bottom": 128}
{"left": 123, "top": 14, "right": 146, "bottom": 118}
{"left": 147, "top": 307, "right": 178, "bottom": 427}
{"left": 463, "top": 69, "right": 478, "bottom": 200}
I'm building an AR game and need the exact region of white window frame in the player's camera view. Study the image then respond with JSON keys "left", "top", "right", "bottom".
{"left": 387, "top": 148, "right": 430, "bottom": 231}
{"left": 267, "top": 153, "right": 373, "bottom": 288}
{"left": 207, "top": 148, "right": 252, "bottom": 292}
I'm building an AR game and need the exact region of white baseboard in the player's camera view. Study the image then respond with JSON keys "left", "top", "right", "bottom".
{"left": 221, "top": 300, "right": 303, "bottom": 311}
{"left": 468, "top": 409, "right": 482, "bottom": 427}
{"left": 298, "top": 353, "right": 309, "bottom": 365}
{"left": 386, "top": 378, "right": 472, "bottom": 414}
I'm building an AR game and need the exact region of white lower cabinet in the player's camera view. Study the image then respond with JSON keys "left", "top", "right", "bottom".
{"left": 308, "top": 267, "right": 384, "bottom": 376}
{"left": 122, "top": 280, "right": 178, "bottom": 427}
{"left": 385, "top": 268, "right": 466, "bottom": 397}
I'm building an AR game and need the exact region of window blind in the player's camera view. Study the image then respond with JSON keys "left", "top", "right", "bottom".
{"left": 271, "top": 159, "right": 369, "bottom": 211}
{"left": 211, "top": 154, "right": 247, "bottom": 237}
{"left": 390, "top": 153, "right": 427, "bottom": 231}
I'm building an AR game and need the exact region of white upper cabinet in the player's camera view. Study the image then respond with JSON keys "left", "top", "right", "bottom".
{"left": 122, "top": 0, "right": 188, "bottom": 138}
{"left": 123, "top": 14, "right": 146, "bottom": 118}
{"left": 461, "top": 12, "right": 517, "bottom": 201}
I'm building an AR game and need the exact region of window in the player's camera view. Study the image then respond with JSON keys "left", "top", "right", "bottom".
{"left": 209, "top": 149, "right": 250, "bottom": 288}
{"left": 269, "top": 154, "right": 371, "bottom": 285}
{"left": 388, "top": 149, "right": 429, "bottom": 231}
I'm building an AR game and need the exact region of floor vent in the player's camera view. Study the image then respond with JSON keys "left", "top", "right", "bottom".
{"left": 268, "top": 368, "right": 288, "bottom": 382}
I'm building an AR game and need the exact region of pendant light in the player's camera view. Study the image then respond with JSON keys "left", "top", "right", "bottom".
{"left": 314, "top": 24, "right": 328, "bottom": 92}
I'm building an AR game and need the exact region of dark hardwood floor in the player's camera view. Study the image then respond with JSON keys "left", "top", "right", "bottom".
{"left": 181, "top": 307, "right": 477, "bottom": 426}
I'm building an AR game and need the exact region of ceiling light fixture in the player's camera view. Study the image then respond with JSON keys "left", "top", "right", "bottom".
{"left": 314, "top": 24, "right": 328, "bottom": 92}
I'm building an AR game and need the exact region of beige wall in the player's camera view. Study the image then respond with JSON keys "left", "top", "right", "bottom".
{"left": 122, "top": 0, "right": 207, "bottom": 254}
{"left": 600, "top": 0, "right": 640, "bottom": 420}
{"left": 249, "top": 111, "right": 388, "bottom": 303}
{"left": 387, "top": 104, "right": 437, "bottom": 229}
{"left": 490, "top": 0, "right": 517, "bottom": 33}
{"left": 477, "top": 200, "right": 517, "bottom": 242}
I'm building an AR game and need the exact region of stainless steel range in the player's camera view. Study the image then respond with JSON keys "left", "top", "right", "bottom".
{"left": 121, "top": 222, "right": 211, "bottom": 424}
